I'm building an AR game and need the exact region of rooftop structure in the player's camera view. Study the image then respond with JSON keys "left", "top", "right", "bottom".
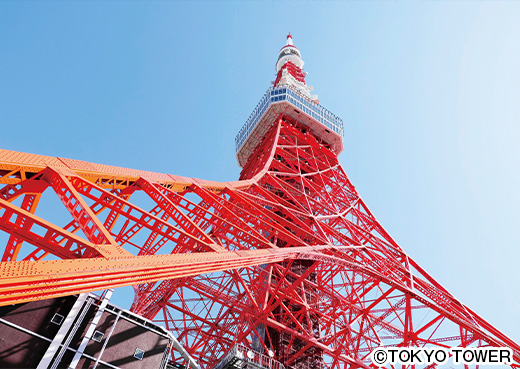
{"left": 0, "top": 292, "right": 197, "bottom": 369}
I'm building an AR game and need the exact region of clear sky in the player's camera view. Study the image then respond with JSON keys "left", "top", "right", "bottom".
{"left": 1, "top": 1, "right": 519, "bottom": 344}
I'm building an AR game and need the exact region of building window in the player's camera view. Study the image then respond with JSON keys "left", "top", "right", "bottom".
{"left": 134, "top": 348, "right": 145, "bottom": 360}
{"left": 92, "top": 330, "right": 104, "bottom": 342}
{"left": 51, "top": 313, "right": 64, "bottom": 325}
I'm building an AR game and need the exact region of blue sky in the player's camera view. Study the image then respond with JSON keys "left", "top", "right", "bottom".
{"left": 1, "top": 2, "right": 519, "bottom": 343}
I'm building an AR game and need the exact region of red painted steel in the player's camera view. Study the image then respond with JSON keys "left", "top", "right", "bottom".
{"left": 1, "top": 38, "right": 520, "bottom": 369}
{"left": 0, "top": 116, "right": 519, "bottom": 368}
{"left": 274, "top": 60, "right": 306, "bottom": 87}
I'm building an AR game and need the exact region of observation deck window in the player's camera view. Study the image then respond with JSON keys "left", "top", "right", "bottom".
{"left": 235, "top": 85, "right": 343, "bottom": 153}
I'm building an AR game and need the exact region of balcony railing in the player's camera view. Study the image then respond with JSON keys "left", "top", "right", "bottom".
{"left": 211, "top": 344, "right": 285, "bottom": 369}
{"left": 235, "top": 85, "right": 343, "bottom": 153}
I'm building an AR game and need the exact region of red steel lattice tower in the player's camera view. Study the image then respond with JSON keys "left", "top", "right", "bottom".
{"left": 0, "top": 34, "right": 519, "bottom": 369}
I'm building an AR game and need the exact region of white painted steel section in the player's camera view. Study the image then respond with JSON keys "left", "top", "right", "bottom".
{"left": 276, "top": 34, "right": 303, "bottom": 72}
{"left": 100, "top": 304, "right": 200, "bottom": 369}
{"left": 172, "top": 334, "right": 201, "bottom": 369}
{"left": 37, "top": 293, "right": 88, "bottom": 369}
{"left": 92, "top": 310, "right": 121, "bottom": 369}
{"left": 68, "top": 289, "right": 114, "bottom": 369}
{"left": 1, "top": 314, "right": 120, "bottom": 369}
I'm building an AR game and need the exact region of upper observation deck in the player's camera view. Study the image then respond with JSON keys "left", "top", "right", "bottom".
{"left": 235, "top": 84, "right": 344, "bottom": 168}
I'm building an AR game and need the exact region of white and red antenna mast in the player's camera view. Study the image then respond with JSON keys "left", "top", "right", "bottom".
{"left": 274, "top": 33, "right": 316, "bottom": 101}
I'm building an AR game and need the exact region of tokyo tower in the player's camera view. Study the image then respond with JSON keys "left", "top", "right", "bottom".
{"left": 0, "top": 34, "right": 519, "bottom": 369}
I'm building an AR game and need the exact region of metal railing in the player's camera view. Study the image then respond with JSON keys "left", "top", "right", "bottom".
{"left": 212, "top": 344, "right": 285, "bottom": 369}
{"left": 235, "top": 85, "right": 343, "bottom": 153}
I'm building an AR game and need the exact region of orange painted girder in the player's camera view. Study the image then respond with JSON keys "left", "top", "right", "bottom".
{"left": 0, "top": 246, "right": 336, "bottom": 306}
{"left": 0, "top": 148, "right": 250, "bottom": 192}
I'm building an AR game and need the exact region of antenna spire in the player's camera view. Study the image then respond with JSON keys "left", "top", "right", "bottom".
{"left": 287, "top": 32, "right": 293, "bottom": 45}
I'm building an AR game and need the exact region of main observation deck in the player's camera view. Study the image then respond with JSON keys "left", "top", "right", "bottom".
{"left": 235, "top": 85, "right": 344, "bottom": 168}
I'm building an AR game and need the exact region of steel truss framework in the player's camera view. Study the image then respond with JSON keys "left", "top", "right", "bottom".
{"left": 0, "top": 115, "right": 519, "bottom": 369}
